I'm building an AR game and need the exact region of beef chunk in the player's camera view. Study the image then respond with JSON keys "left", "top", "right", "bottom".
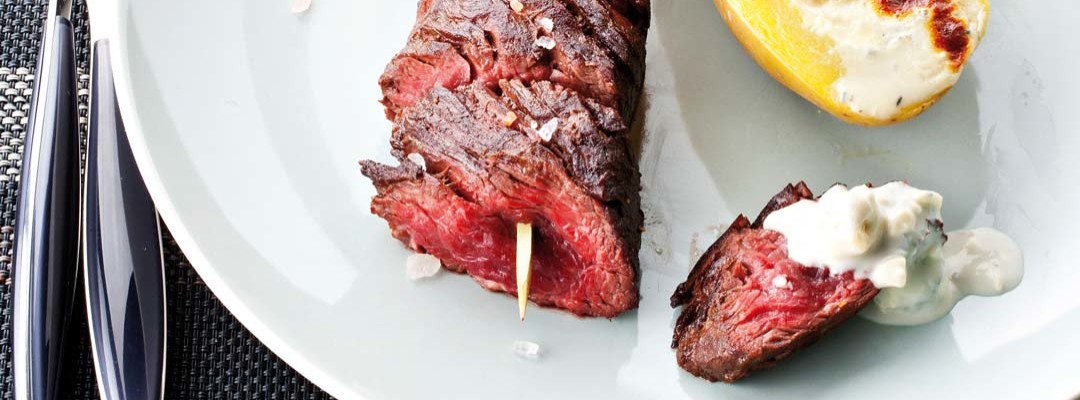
{"left": 365, "top": 0, "right": 649, "bottom": 317}
{"left": 362, "top": 81, "right": 641, "bottom": 317}
{"left": 670, "top": 183, "right": 879, "bottom": 382}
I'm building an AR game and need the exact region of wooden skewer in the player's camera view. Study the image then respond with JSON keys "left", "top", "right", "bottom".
{"left": 516, "top": 222, "right": 533, "bottom": 321}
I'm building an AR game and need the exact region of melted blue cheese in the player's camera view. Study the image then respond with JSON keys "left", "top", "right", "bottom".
{"left": 764, "top": 182, "right": 1024, "bottom": 325}
{"left": 791, "top": 0, "right": 988, "bottom": 120}
{"left": 862, "top": 228, "right": 1023, "bottom": 325}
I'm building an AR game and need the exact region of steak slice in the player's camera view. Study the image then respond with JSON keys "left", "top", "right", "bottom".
{"left": 670, "top": 183, "right": 879, "bottom": 382}
{"left": 361, "top": 81, "right": 641, "bottom": 317}
{"left": 380, "top": 0, "right": 649, "bottom": 122}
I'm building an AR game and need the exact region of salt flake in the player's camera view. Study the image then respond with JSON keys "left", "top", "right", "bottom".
{"left": 406, "top": 152, "right": 427, "bottom": 171}
{"left": 538, "top": 119, "right": 558, "bottom": 142}
{"left": 510, "top": 0, "right": 524, "bottom": 13}
{"left": 406, "top": 254, "right": 441, "bottom": 280}
{"left": 502, "top": 111, "right": 518, "bottom": 127}
{"left": 535, "top": 36, "right": 556, "bottom": 50}
{"left": 772, "top": 275, "right": 790, "bottom": 289}
{"left": 512, "top": 340, "right": 541, "bottom": 360}
{"left": 539, "top": 17, "right": 554, "bottom": 32}
{"left": 291, "top": 0, "right": 312, "bottom": 14}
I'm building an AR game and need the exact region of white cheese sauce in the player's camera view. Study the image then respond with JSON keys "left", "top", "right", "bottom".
{"left": 862, "top": 228, "right": 1023, "bottom": 325}
{"left": 791, "top": 0, "right": 987, "bottom": 120}
{"left": 763, "top": 182, "right": 1024, "bottom": 326}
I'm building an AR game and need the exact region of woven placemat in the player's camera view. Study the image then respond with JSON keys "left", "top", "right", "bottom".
{"left": 0, "top": 1, "right": 333, "bottom": 398}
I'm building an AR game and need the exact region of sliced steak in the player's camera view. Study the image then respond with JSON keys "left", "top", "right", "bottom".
{"left": 380, "top": 0, "right": 649, "bottom": 122}
{"left": 670, "top": 183, "right": 879, "bottom": 382}
{"left": 361, "top": 81, "right": 641, "bottom": 317}
{"left": 366, "top": 0, "right": 649, "bottom": 317}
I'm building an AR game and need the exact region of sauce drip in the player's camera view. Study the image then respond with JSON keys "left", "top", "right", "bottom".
{"left": 877, "top": 0, "right": 970, "bottom": 69}
{"left": 763, "top": 183, "right": 1025, "bottom": 326}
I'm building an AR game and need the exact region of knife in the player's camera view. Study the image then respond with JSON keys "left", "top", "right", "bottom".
{"left": 10, "top": 0, "right": 82, "bottom": 399}
{"left": 82, "top": 38, "right": 168, "bottom": 400}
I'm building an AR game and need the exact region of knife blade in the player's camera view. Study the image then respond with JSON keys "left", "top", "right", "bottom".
{"left": 82, "top": 38, "right": 167, "bottom": 400}
{"left": 10, "top": 0, "right": 82, "bottom": 399}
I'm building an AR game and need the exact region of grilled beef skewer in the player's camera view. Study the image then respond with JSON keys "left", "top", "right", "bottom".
{"left": 362, "top": 0, "right": 650, "bottom": 317}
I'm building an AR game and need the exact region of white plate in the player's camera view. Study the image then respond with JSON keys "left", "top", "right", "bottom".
{"left": 105, "top": 0, "right": 1080, "bottom": 398}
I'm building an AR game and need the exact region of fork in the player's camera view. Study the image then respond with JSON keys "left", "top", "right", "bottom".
{"left": 10, "top": 0, "right": 82, "bottom": 399}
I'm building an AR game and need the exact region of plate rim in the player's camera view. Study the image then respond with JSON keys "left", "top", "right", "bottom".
{"left": 103, "top": 1, "right": 365, "bottom": 398}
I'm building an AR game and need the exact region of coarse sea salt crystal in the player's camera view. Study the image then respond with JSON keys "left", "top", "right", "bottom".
{"left": 538, "top": 119, "right": 558, "bottom": 142}
{"left": 512, "top": 340, "right": 541, "bottom": 360}
{"left": 772, "top": 274, "right": 789, "bottom": 289}
{"left": 535, "top": 36, "right": 556, "bottom": 50}
{"left": 406, "top": 254, "right": 441, "bottom": 280}
{"left": 502, "top": 111, "right": 518, "bottom": 127}
{"left": 406, "top": 152, "right": 427, "bottom": 171}
{"left": 510, "top": 0, "right": 524, "bottom": 13}
{"left": 539, "top": 17, "right": 554, "bottom": 32}
{"left": 291, "top": 0, "right": 312, "bottom": 14}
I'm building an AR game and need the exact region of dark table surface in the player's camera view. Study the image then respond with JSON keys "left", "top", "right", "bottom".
{"left": 0, "top": 1, "right": 334, "bottom": 398}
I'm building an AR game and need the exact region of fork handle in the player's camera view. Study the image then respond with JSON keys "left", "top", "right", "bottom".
{"left": 11, "top": 15, "right": 83, "bottom": 400}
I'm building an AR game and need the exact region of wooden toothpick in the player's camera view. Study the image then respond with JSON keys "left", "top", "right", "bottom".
{"left": 516, "top": 223, "right": 533, "bottom": 321}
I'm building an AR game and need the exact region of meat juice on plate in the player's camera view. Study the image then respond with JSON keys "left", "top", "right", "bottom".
{"left": 763, "top": 182, "right": 1024, "bottom": 325}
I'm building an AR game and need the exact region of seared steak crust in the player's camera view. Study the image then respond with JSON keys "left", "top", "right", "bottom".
{"left": 380, "top": 0, "right": 650, "bottom": 121}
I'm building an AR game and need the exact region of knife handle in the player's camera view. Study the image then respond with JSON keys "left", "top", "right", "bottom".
{"left": 11, "top": 15, "right": 82, "bottom": 400}
{"left": 83, "top": 39, "right": 167, "bottom": 400}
